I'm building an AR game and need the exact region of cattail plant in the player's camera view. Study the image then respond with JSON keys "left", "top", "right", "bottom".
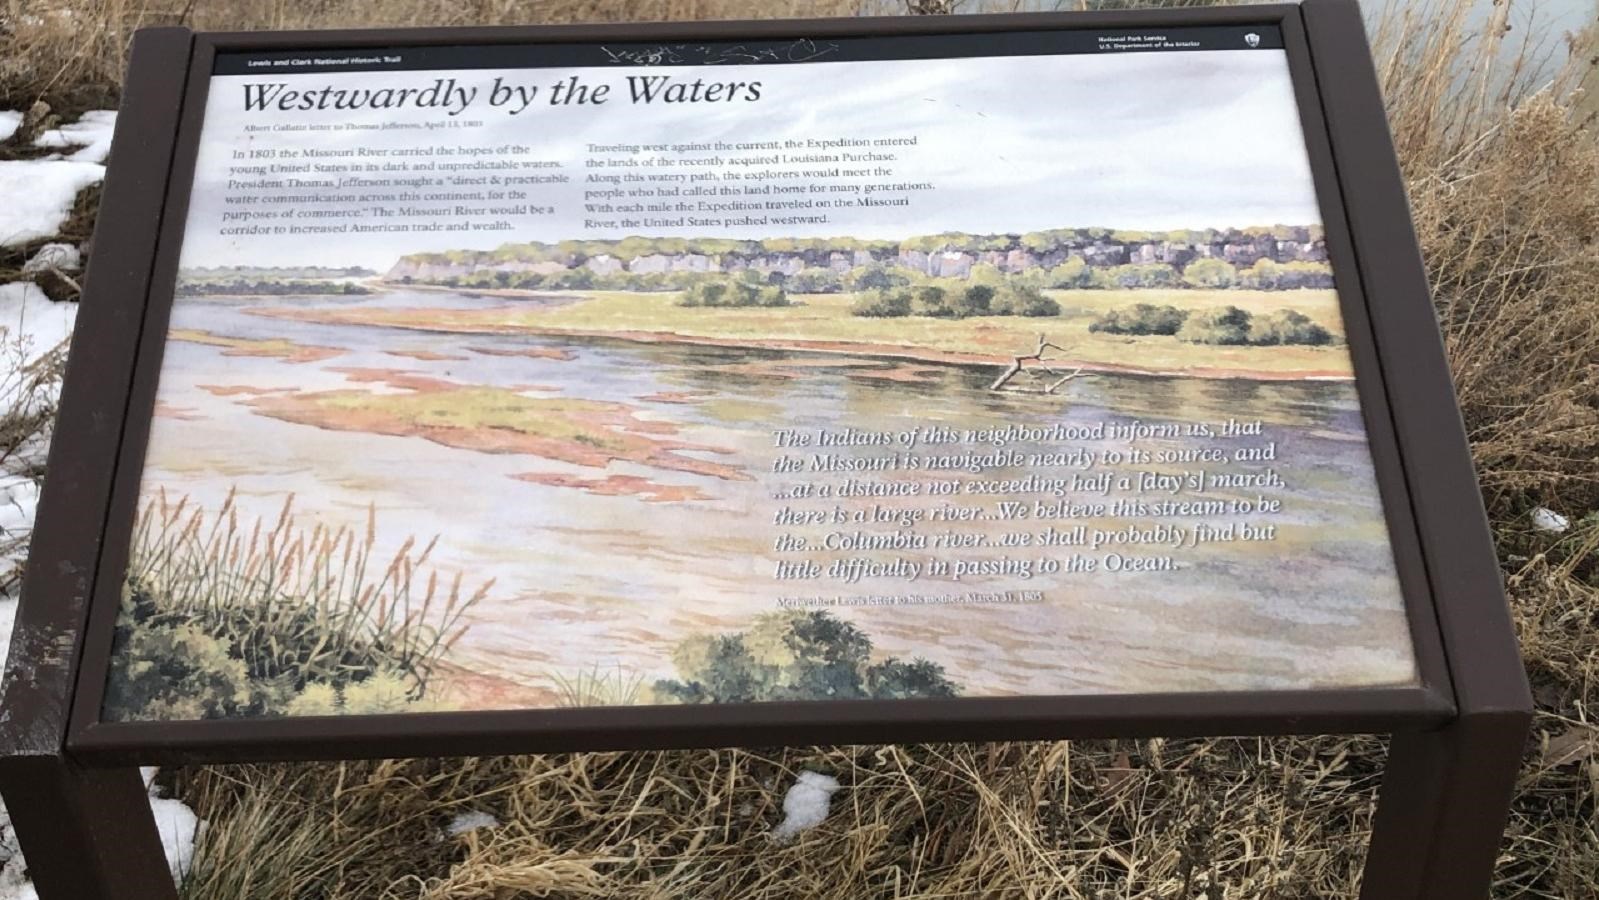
{"left": 120, "top": 488, "right": 486, "bottom": 711}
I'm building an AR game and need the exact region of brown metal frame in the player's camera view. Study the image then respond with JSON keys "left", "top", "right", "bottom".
{"left": 0, "top": 27, "right": 194, "bottom": 898}
{"left": 0, "top": 2, "right": 1530, "bottom": 898}
{"left": 67, "top": 0, "right": 1463, "bottom": 764}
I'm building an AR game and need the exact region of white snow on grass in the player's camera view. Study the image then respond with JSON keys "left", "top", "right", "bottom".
{"left": 445, "top": 810, "right": 500, "bottom": 836}
{"left": 0, "top": 283, "right": 75, "bottom": 603}
{"left": 0, "top": 112, "right": 103, "bottom": 900}
{"left": 0, "top": 110, "right": 116, "bottom": 246}
{"left": 0, "top": 161, "right": 104, "bottom": 248}
{"left": 0, "top": 847, "right": 38, "bottom": 900}
{"left": 20, "top": 243, "right": 79, "bottom": 274}
{"left": 0, "top": 479, "right": 40, "bottom": 597}
{"left": 33, "top": 111, "right": 117, "bottom": 164}
{"left": 0, "top": 282, "right": 76, "bottom": 371}
{"left": 0, "top": 788, "right": 27, "bottom": 900}
{"left": 149, "top": 797, "right": 203, "bottom": 882}
{"left": 141, "top": 769, "right": 206, "bottom": 884}
{"left": 0, "top": 597, "right": 15, "bottom": 671}
{"left": 770, "top": 771, "right": 842, "bottom": 843}
{"left": 0, "top": 766, "right": 210, "bottom": 892}
{"left": 1532, "top": 507, "right": 1570, "bottom": 533}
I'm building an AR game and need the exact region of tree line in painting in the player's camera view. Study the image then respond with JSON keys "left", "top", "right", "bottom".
{"left": 386, "top": 225, "right": 1334, "bottom": 294}
{"left": 399, "top": 256, "right": 1335, "bottom": 295}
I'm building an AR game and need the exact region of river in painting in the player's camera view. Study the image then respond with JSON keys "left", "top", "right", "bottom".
{"left": 135, "top": 288, "right": 1419, "bottom": 707}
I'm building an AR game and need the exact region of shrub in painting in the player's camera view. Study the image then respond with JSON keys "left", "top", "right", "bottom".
{"left": 1250, "top": 308, "right": 1334, "bottom": 346}
{"left": 104, "top": 494, "right": 480, "bottom": 721}
{"left": 989, "top": 284, "right": 1062, "bottom": 317}
{"left": 853, "top": 281, "right": 1058, "bottom": 319}
{"left": 1181, "top": 257, "right": 1238, "bottom": 289}
{"left": 1094, "top": 303, "right": 1334, "bottom": 345}
{"left": 912, "top": 284, "right": 956, "bottom": 317}
{"left": 1176, "top": 305, "right": 1254, "bottom": 345}
{"left": 655, "top": 611, "right": 960, "bottom": 703}
{"left": 1089, "top": 303, "right": 1190, "bottom": 336}
{"left": 678, "top": 273, "right": 789, "bottom": 308}
{"left": 786, "top": 266, "right": 846, "bottom": 294}
{"left": 865, "top": 657, "right": 963, "bottom": 700}
{"left": 851, "top": 286, "right": 914, "bottom": 317}
{"left": 105, "top": 588, "right": 257, "bottom": 720}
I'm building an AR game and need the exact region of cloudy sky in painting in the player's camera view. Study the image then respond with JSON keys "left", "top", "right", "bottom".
{"left": 180, "top": 47, "right": 1324, "bottom": 269}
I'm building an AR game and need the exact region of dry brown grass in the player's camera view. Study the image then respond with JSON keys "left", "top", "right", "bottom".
{"left": 170, "top": 737, "right": 1390, "bottom": 899}
{"left": 4, "top": 0, "right": 1597, "bottom": 896}
{"left": 0, "top": 0, "right": 863, "bottom": 111}
{"left": 0, "top": 335, "right": 67, "bottom": 599}
{"left": 1377, "top": 0, "right": 1599, "bottom": 520}
{"left": 1371, "top": 4, "right": 1599, "bottom": 895}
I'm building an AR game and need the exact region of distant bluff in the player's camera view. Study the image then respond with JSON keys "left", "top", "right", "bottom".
{"left": 385, "top": 226, "right": 1332, "bottom": 288}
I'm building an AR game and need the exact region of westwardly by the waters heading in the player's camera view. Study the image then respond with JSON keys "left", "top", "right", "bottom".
{"left": 241, "top": 74, "right": 764, "bottom": 118}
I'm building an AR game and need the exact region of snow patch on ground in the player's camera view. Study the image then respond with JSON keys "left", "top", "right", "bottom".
{"left": 149, "top": 797, "right": 203, "bottom": 882}
{"left": 0, "top": 789, "right": 27, "bottom": 900}
{"left": 0, "top": 479, "right": 40, "bottom": 595}
{"left": 0, "top": 672, "right": 30, "bottom": 896}
{"left": 33, "top": 111, "right": 117, "bottom": 164}
{"left": 116, "top": 769, "right": 208, "bottom": 885}
{"left": 0, "top": 283, "right": 77, "bottom": 369}
{"left": 0, "top": 108, "right": 185, "bottom": 899}
{"left": 445, "top": 810, "right": 500, "bottom": 836}
{"left": 0, "top": 146, "right": 90, "bottom": 894}
{"left": 1532, "top": 507, "right": 1570, "bottom": 533}
{"left": 0, "top": 598, "right": 15, "bottom": 671}
{"left": 0, "top": 161, "right": 103, "bottom": 248}
{"left": 0, "top": 856, "right": 38, "bottom": 900}
{"left": 0, "top": 797, "right": 33, "bottom": 899}
{"left": 20, "top": 243, "right": 79, "bottom": 275}
{"left": 0, "top": 110, "right": 116, "bottom": 246}
{"left": 0, "top": 283, "right": 74, "bottom": 602}
{"left": 770, "top": 771, "right": 842, "bottom": 843}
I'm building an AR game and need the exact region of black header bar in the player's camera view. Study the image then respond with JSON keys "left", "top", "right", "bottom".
{"left": 213, "top": 25, "right": 1284, "bottom": 76}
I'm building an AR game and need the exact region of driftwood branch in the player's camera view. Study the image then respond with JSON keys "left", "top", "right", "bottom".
{"left": 989, "top": 333, "right": 1087, "bottom": 394}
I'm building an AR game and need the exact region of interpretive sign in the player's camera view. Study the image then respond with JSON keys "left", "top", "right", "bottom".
{"left": 0, "top": 5, "right": 1530, "bottom": 899}
{"left": 110, "top": 20, "right": 1424, "bottom": 722}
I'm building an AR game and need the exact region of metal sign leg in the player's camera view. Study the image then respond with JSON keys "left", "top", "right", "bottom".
{"left": 0, "top": 759, "right": 177, "bottom": 900}
{"left": 1360, "top": 713, "right": 1529, "bottom": 899}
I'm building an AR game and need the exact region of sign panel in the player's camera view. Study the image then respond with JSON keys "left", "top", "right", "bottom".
{"left": 102, "top": 23, "right": 1419, "bottom": 723}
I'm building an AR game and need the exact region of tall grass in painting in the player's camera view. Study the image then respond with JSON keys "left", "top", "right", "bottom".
{"left": 551, "top": 664, "right": 651, "bottom": 708}
{"left": 107, "top": 489, "right": 485, "bottom": 720}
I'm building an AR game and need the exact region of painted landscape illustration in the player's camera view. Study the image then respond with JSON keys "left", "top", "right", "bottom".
{"left": 105, "top": 223, "right": 1421, "bottom": 721}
